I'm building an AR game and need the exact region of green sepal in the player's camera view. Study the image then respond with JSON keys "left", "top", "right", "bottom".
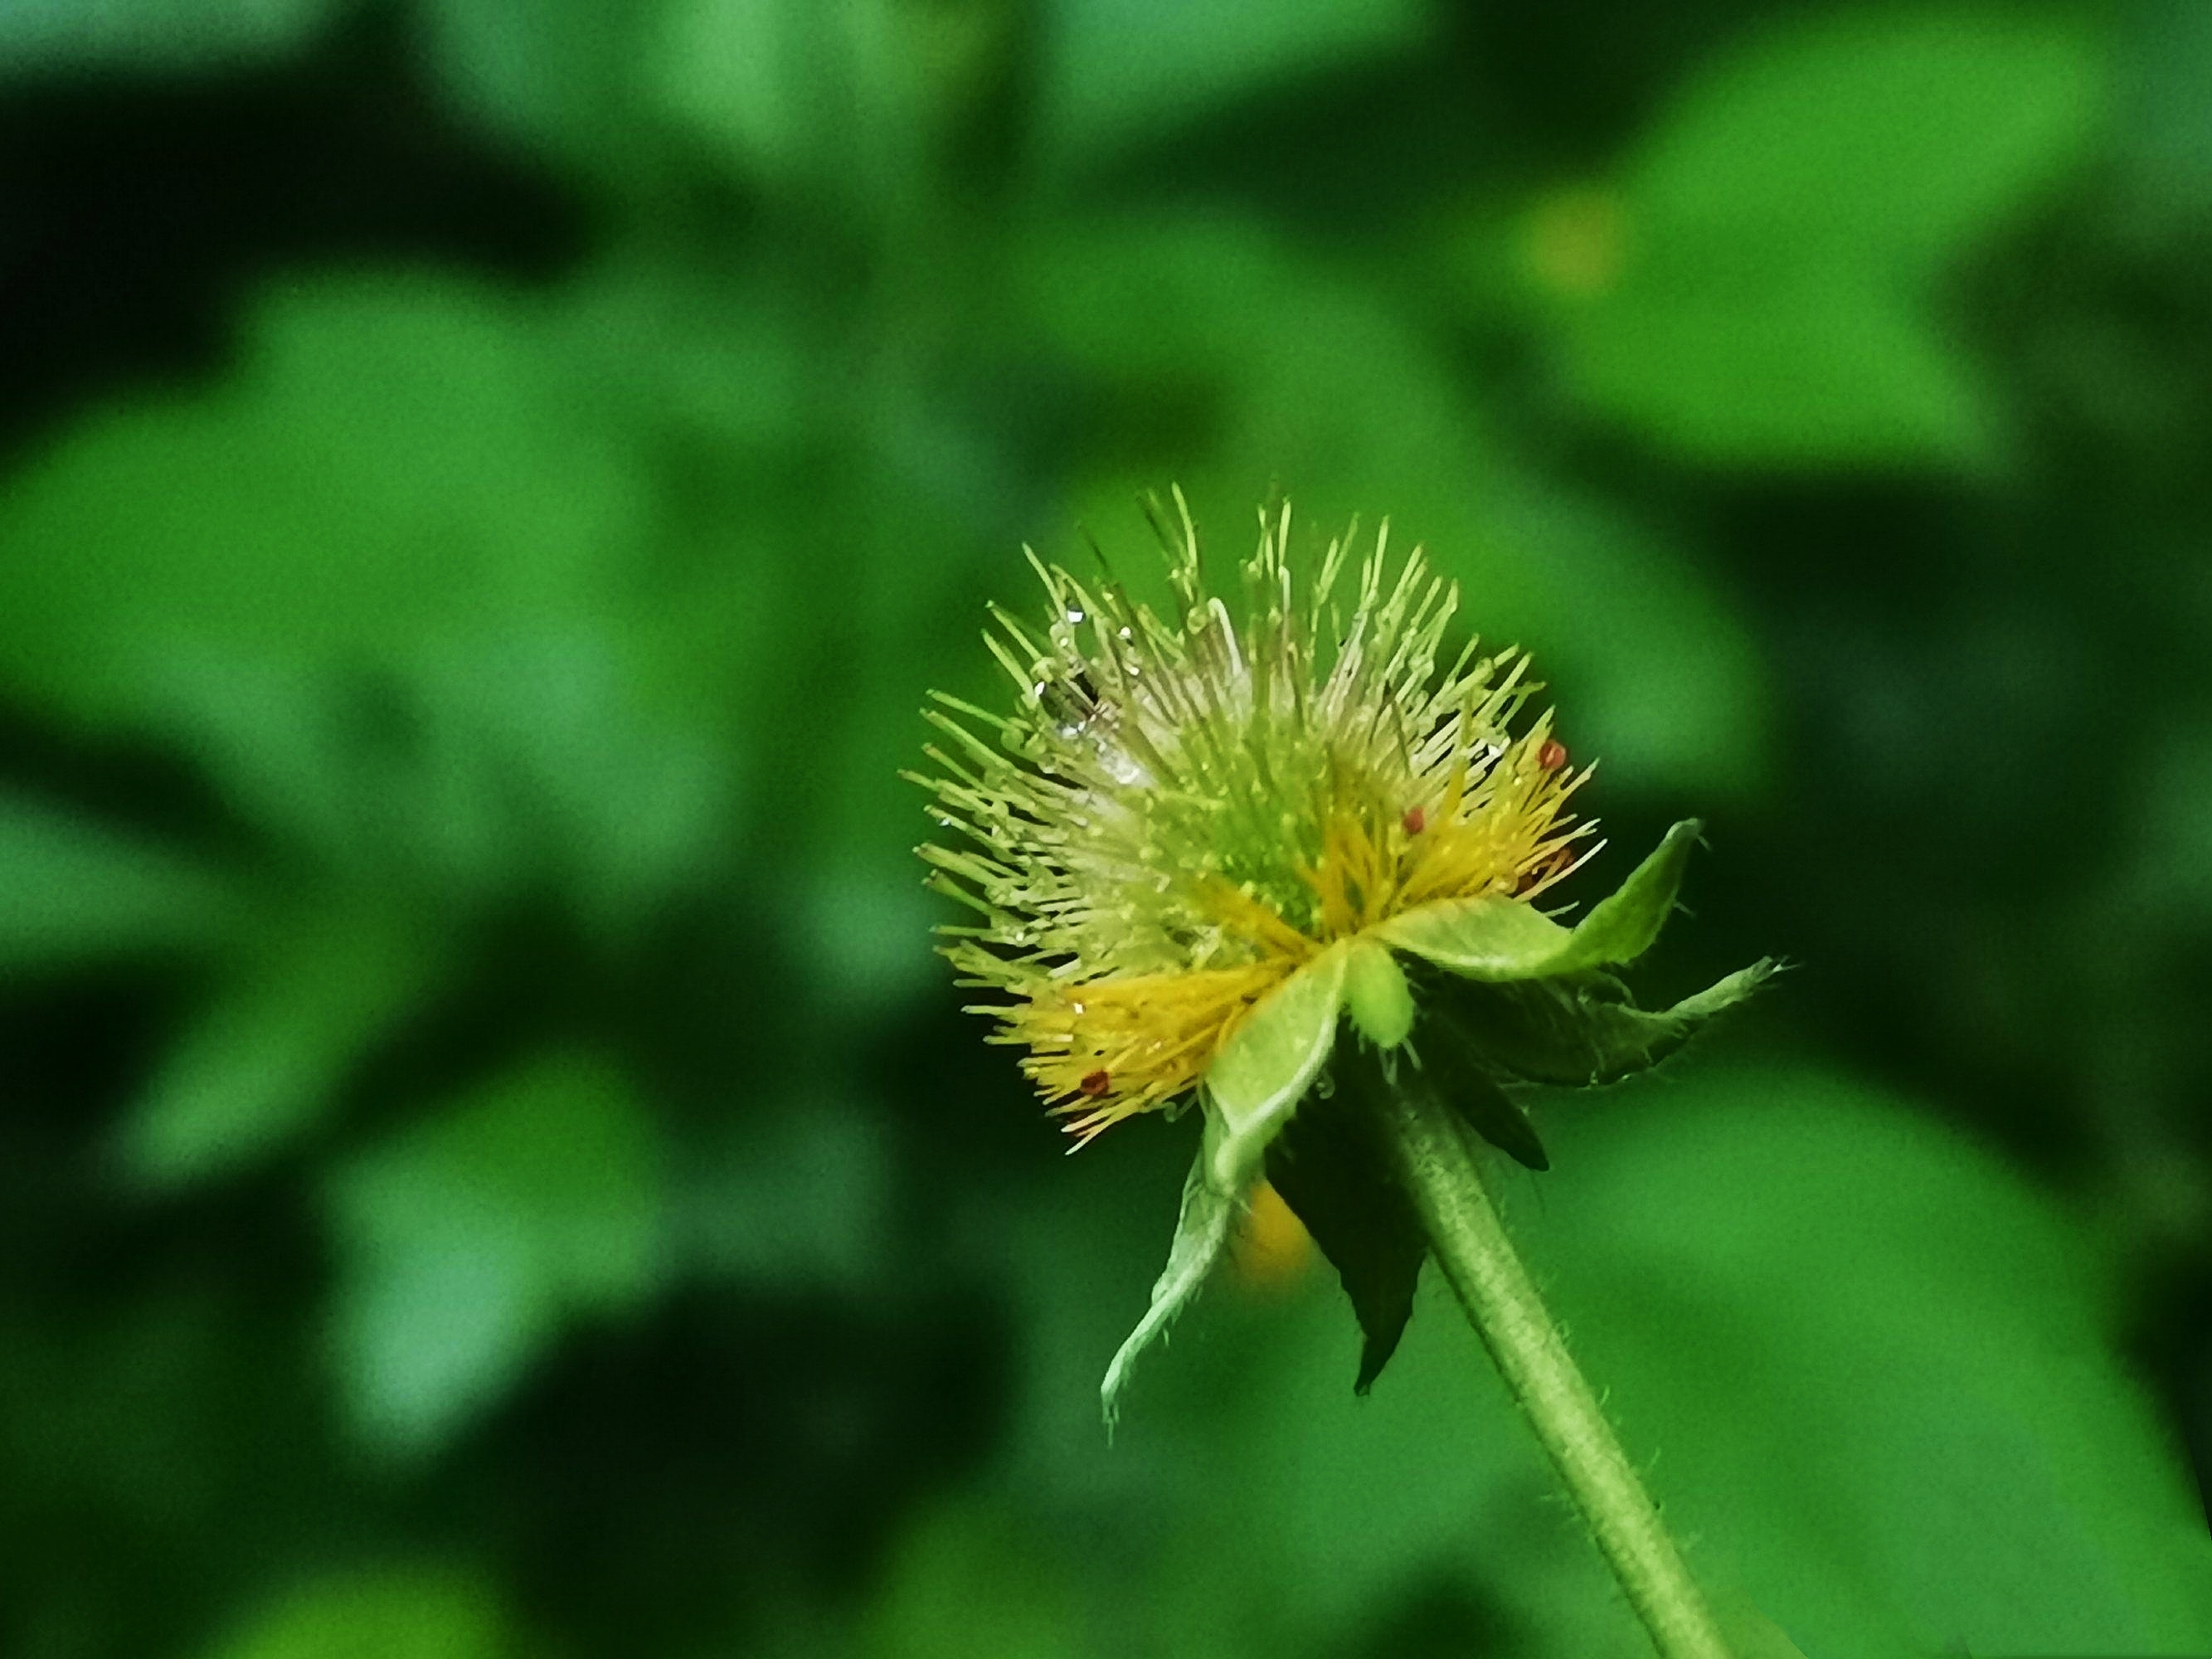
{"left": 1203, "top": 940, "right": 1350, "bottom": 1191}
{"left": 1429, "top": 957, "right": 1779, "bottom": 1089}
{"left": 1412, "top": 1019, "right": 1553, "bottom": 1170}
{"left": 1264, "top": 1051, "right": 1428, "bottom": 1393}
{"left": 1342, "top": 937, "right": 1414, "bottom": 1050}
{"left": 1376, "top": 819, "right": 1706, "bottom": 981}
{"left": 1101, "top": 1113, "right": 1245, "bottom": 1429}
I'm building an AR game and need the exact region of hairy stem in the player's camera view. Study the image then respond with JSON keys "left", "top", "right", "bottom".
{"left": 1379, "top": 1082, "right": 1733, "bottom": 1659}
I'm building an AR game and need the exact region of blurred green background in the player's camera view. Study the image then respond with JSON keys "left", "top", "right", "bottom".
{"left": 3, "top": 1, "right": 2211, "bottom": 1654}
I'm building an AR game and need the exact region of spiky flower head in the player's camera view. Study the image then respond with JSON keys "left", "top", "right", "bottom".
{"left": 912, "top": 493, "right": 1772, "bottom": 1413}
{"left": 914, "top": 494, "right": 1586, "bottom": 1126}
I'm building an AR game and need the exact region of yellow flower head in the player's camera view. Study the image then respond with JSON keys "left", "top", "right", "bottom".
{"left": 910, "top": 492, "right": 1594, "bottom": 1141}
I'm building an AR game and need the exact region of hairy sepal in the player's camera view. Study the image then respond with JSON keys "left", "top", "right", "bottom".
{"left": 1435, "top": 959, "right": 1779, "bottom": 1088}
{"left": 1378, "top": 820, "right": 1704, "bottom": 980}
{"left": 1342, "top": 937, "right": 1415, "bottom": 1050}
{"left": 1266, "top": 1048, "right": 1429, "bottom": 1393}
{"left": 1413, "top": 1019, "right": 1553, "bottom": 1171}
{"left": 1101, "top": 1113, "right": 1244, "bottom": 1429}
{"left": 1203, "top": 941, "right": 1350, "bottom": 1192}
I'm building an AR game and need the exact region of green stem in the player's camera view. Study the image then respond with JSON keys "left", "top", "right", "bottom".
{"left": 1379, "top": 1082, "right": 1733, "bottom": 1659}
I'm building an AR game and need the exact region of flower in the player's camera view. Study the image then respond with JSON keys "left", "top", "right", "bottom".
{"left": 912, "top": 492, "right": 1772, "bottom": 1413}
{"left": 914, "top": 494, "right": 1585, "bottom": 1122}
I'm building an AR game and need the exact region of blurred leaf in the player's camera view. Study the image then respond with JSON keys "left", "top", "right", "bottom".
{"left": 418, "top": 0, "right": 668, "bottom": 186}
{"left": 650, "top": 0, "right": 999, "bottom": 205}
{"left": 0, "top": 791, "right": 233, "bottom": 975}
{"left": 2128, "top": 719, "right": 2212, "bottom": 918}
{"left": 1530, "top": 1061, "right": 2212, "bottom": 1654}
{"left": 863, "top": 1500, "right": 1081, "bottom": 1659}
{"left": 401, "top": 633, "right": 730, "bottom": 921}
{"left": 0, "top": 0, "right": 339, "bottom": 75}
{"left": 116, "top": 902, "right": 445, "bottom": 1190}
{"left": 1035, "top": 216, "right": 1773, "bottom": 798}
{"left": 1456, "top": 474, "right": 1772, "bottom": 798}
{"left": 204, "top": 1566, "right": 513, "bottom": 1659}
{"left": 1546, "top": 11, "right": 2108, "bottom": 468}
{"left": 1634, "top": 12, "right": 2105, "bottom": 269}
{"left": 0, "top": 272, "right": 649, "bottom": 728}
{"left": 143, "top": 633, "right": 728, "bottom": 917}
{"left": 650, "top": 0, "right": 853, "bottom": 188}
{"left": 325, "top": 1052, "right": 664, "bottom": 1451}
{"left": 2122, "top": 0, "right": 2212, "bottom": 214}
{"left": 1559, "top": 263, "right": 1992, "bottom": 467}
{"left": 678, "top": 1094, "right": 892, "bottom": 1288}
{"left": 1037, "top": 0, "right": 1430, "bottom": 168}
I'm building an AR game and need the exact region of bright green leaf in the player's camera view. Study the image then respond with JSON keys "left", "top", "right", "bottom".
{"left": 1378, "top": 896, "right": 1569, "bottom": 980}
{"left": 1552, "top": 818, "right": 1704, "bottom": 966}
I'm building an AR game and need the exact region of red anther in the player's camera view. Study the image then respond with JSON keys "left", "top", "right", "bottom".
{"left": 1401, "top": 805, "right": 1427, "bottom": 836}
{"left": 1538, "top": 738, "right": 1568, "bottom": 771}
{"left": 1079, "top": 1069, "right": 1111, "bottom": 1097}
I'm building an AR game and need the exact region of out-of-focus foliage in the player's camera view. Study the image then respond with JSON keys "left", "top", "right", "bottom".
{"left": 1, "top": 1, "right": 2208, "bottom": 1657}
{"left": 1544, "top": 12, "right": 2106, "bottom": 466}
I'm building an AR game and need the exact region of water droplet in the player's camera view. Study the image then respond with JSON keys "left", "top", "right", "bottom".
{"left": 1066, "top": 607, "right": 1087, "bottom": 625}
